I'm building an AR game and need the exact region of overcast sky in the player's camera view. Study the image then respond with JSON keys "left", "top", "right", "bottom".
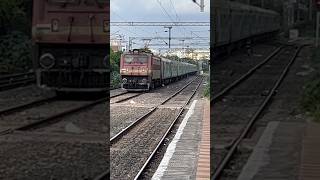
{"left": 110, "top": 0, "right": 210, "bottom": 51}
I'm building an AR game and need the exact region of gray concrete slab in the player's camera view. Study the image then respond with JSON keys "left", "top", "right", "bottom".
{"left": 151, "top": 99, "right": 204, "bottom": 180}
{"left": 237, "top": 121, "right": 305, "bottom": 180}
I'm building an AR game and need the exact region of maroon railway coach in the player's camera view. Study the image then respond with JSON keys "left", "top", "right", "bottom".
{"left": 32, "top": 0, "right": 109, "bottom": 93}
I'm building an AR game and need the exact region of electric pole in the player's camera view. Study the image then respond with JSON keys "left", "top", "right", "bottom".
{"left": 164, "top": 26, "right": 172, "bottom": 49}
{"left": 192, "top": 0, "right": 205, "bottom": 12}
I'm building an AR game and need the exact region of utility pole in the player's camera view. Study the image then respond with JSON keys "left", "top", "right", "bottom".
{"left": 192, "top": 0, "right": 204, "bottom": 12}
{"left": 310, "top": 0, "right": 313, "bottom": 21}
{"left": 164, "top": 26, "right": 172, "bottom": 49}
{"left": 129, "top": 37, "right": 136, "bottom": 51}
{"left": 316, "top": 0, "right": 320, "bottom": 47}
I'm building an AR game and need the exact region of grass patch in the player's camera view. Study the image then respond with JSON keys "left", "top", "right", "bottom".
{"left": 203, "top": 74, "right": 210, "bottom": 99}
{"left": 301, "top": 47, "right": 320, "bottom": 122}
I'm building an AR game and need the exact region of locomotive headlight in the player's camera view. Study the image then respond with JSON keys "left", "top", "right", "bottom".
{"left": 103, "top": 20, "right": 109, "bottom": 32}
{"left": 40, "top": 53, "right": 55, "bottom": 69}
{"left": 122, "top": 78, "right": 128, "bottom": 84}
{"left": 51, "top": 19, "right": 59, "bottom": 32}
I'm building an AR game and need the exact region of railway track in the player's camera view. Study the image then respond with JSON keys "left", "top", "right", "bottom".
{"left": 110, "top": 92, "right": 143, "bottom": 104}
{"left": 211, "top": 45, "right": 304, "bottom": 179}
{"left": 0, "top": 96, "right": 107, "bottom": 135}
{"left": 96, "top": 76, "right": 203, "bottom": 180}
{"left": 0, "top": 72, "right": 35, "bottom": 91}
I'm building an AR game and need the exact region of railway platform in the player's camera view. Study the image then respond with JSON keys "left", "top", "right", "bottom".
{"left": 237, "top": 121, "right": 305, "bottom": 180}
{"left": 209, "top": 39, "right": 315, "bottom": 180}
{"left": 238, "top": 120, "right": 320, "bottom": 180}
{"left": 151, "top": 99, "right": 210, "bottom": 180}
{"left": 299, "top": 121, "right": 320, "bottom": 180}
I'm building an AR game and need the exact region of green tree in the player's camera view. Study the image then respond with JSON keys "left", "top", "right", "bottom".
{"left": 0, "top": 31, "right": 32, "bottom": 74}
{"left": 0, "top": 0, "right": 28, "bottom": 36}
{"left": 0, "top": 0, "right": 32, "bottom": 74}
{"left": 110, "top": 48, "right": 122, "bottom": 87}
{"left": 110, "top": 48, "right": 122, "bottom": 73}
{"left": 165, "top": 55, "right": 197, "bottom": 65}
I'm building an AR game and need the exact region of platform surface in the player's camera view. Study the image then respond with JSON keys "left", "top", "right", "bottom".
{"left": 237, "top": 121, "right": 305, "bottom": 180}
{"left": 152, "top": 99, "right": 210, "bottom": 180}
{"left": 299, "top": 121, "right": 320, "bottom": 180}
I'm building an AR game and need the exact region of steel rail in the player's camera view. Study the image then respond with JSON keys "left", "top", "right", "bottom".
{"left": 110, "top": 93, "right": 144, "bottom": 104}
{"left": 0, "top": 97, "right": 57, "bottom": 116}
{"left": 110, "top": 91, "right": 128, "bottom": 99}
{"left": 109, "top": 76, "right": 199, "bottom": 143}
{"left": 0, "top": 72, "right": 35, "bottom": 90}
{"left": 0, "top": 72, "right": 34, "bottom": 80}
{"left": 0, "top": 98, "right": 107, "bottom": 135}
{"left": 93, "top": 76, "right": 200, "bottom": 180}
{"left": 93, "top": 171, "right": 109, "bottom": 180}
{"left": 134, "top": 76, "right": 204, "bottom": 180}
{"left": 211, "top": 45, "right": 303, "bottom": 180}
{"left": 211, "top": 46, "right": 283, "bottom": 103}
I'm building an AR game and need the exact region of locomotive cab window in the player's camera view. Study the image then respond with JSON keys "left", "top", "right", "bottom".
{"left": 96, "top": 0, "right": 108, "bottom": 4}
{"left": 48, "top": 0, "right": 80, "bottom": 5}
{"left": 83, "top": 0, "right": 108, "bottom": 7}
{"left": 124, "top": 56, "right": 148, "bottom": 64}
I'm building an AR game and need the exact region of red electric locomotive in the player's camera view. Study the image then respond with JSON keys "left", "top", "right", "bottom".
{"left": 32, "top": 0, "right": 109, "bottom": 93}
{"left": 120, "top": 49, "right": 198, "bottom": 91}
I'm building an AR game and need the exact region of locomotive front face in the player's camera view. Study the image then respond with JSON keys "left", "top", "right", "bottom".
{"left": 120, "top": 54, "right": 151, "bottom": 91}
{"left": 32, "top": 0, "right": 109, "bottom": 92}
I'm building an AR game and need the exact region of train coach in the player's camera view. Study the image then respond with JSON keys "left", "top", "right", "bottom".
{"left": 120, "top": 49, "right": 198, "bottom": 91}
{"left": 32, "top": 0, "right": 109, "bottom": 93}
{"left": 212, "top": 1, "right": 281, "bottom": 54}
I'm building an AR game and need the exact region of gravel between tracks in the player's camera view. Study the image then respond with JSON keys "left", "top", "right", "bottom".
{"left": 0, "top": 132, "right": 107, "bottom": 180}
{"left": 111, "top": 108, "right": 180, "bottom": 179}
{"left": 110, "top": 76, "right": 203, "bottom": 179}
{"left": 0, "top": 85, "right": 54, "bottom": 110}
{"left": 34, "top": 102, "right": 108, "bottom": 135}
{"left": 117, "top": 76, "right": 196, "bottom": 106}
{"left": 0, "top": 100, "right": 90, "bottom": 132}
{"left": 212, "top": 43, "right": 280, "bottom": 94}
{"left": 110, "top": 93, "right": 141, "bottom": 103}
{"left": 211, "top": 46, "right": 298, "bottom": 176}
{"left": 110, "top": 106, "right": 152, "bottom": 137}
{"left": 110, "top": 76, "right": 197, "bottom": 140}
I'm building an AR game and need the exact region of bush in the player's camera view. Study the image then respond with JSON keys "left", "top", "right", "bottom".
{"left": 111, "top": 71, "right": 121, "bottom": 88}
{"left": 0, "top": 31, "right": 32, "bottom": 74}
{"left": 0, "top": 0, "right": 29, "bottom": 36}
{"left": 203, "top": 75, "right": 210, "bottom": 98}
{"left": 301, "top": 48, "right": 320, "bottom": 122}
{"left": 301, "top": 76, "right": 320, "bottom": 120}
{"left": 110, "top": 48, "right": 122, "bottom": 87}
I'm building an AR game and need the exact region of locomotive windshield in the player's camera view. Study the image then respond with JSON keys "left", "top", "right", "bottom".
{"left": 48, "top": 0, "right": 79, "bottom": 4}
{"left": 124, "top": 55, "right": 148, "bottom": 64}
{"left": 48, "top": 0, "right": 107, "bottom": 6}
